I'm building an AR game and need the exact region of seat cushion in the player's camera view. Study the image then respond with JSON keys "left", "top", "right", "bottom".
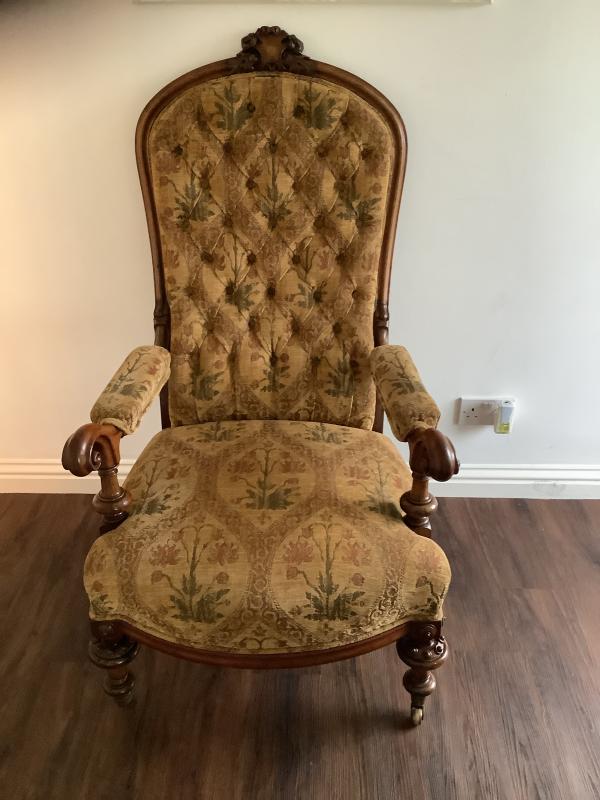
{"left": 84, "top": 420, "right": 450, "bottom": 655}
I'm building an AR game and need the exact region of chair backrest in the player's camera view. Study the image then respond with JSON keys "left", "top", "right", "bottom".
{"left": 136, "top": 26, "right": 407, "bottom": 433}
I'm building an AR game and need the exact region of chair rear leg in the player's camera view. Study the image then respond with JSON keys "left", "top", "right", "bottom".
{"left": 89, "top": 620, "right": 139, "bottom": 706}
{"left": 396, "top": 621, "right": 448, "bottom": 726}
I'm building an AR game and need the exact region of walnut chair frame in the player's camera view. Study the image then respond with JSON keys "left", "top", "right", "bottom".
{"left": 62, "top": 27, "right": 458, "bottom": 727}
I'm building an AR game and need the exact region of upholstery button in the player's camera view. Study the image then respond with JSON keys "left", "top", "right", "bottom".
{"left": 332, "top": 321, "right": 342, "bottom": 334}
{"left": 311, "top": 355, "right": 321, "bottom": 368}
{"left": 269, "top": 139, "right": 278, "bottom": 153}
{"left": 340, "top": 113, "right": 350, "bottom": 128}
{"left": 248, "top": 315, "right": 258, "bottom": 331}
{"left": 293, "top": 104, "right": 305, "bottom": 118}
{"left": 350, "top": 359, "right": 359, "bottom": 370}
{"left": 270, "top": 352, "right": 278, "bottom": 366}
{"left": 223, "top": 213, "right": 233, "bottom": 228}
{"left": 247, "top": 251, "right": 257, "bottom": 265}
{"left": 291, "top": 318, "right": 300, "bottom": 334}
{"left": 336, "top": 250, "right": 347, "bottom": 265}
{"left": 246, "top": 101, "right": 256, "bottom": 113}
{"left": 361, "top": 146, "right": 372, "bottom": 160}
{"left": 291, "top": 252, "right": 301, "bottom": 265}
{"left": 223, "top": 139, "right": 233, "bottom": 154}
{"left": 201, "top": 250, "right": 214, "bottom": 263}
{"left": 246, "top": 177, "right": 256, "bottom": 190}
{"left": 291, "top": 180, "right": 299, "bottom": 191}
{"left": 352, "top": 288, "right": 360, "bottom": 299}
{"left": 225, "top": 281, "right": 235, "bottom": 298}
{"left": 314, "top": 214, "right": 326, "bottom": 230}
{"left": 172, "top": 144, "right": 183, "bottom": 157}
{"left": 266, "top": 283, "right": 276, "bottom": 299}
{"left": 316, "top": 146, "right": 327, "bottom": 158}
{"left": 313, "top": 288, "right": 323, "bottom": 303}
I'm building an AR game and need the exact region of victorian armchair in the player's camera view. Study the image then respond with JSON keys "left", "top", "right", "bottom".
{"left": 63, "top": 27, "right": 458, "bottom": 727}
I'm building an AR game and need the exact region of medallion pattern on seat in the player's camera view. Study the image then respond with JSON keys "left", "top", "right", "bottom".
{"left": 84, "top": 420, "right": 451, "bottom": 655}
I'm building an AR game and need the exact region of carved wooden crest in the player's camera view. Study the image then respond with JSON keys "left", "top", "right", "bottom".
{"left": 229, "top": 26, "right": 314, "bottom": 75}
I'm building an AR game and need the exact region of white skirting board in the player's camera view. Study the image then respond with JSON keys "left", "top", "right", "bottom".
{"left": 1, "top": 459, "right": 600, "bottom": 499}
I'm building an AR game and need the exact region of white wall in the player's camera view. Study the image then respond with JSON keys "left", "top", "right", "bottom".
{"left": 1, "top": 0, "right": 599, "bottom": 496}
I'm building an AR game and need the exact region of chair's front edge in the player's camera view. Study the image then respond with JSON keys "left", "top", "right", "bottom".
{"left": 97, "top": 617, "right": 447, "bottom": 668}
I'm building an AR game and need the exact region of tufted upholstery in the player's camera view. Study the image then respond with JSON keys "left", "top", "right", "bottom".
{"left": 84, "top": 420, "right": 450, "bottom": 654}
{"left": 148, "top": 73, "right": 395, "bottom": 428}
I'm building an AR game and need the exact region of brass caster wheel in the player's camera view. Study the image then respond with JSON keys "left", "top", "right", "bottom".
{"left": 411, "top": 706, "right": 423, "bottom": 726}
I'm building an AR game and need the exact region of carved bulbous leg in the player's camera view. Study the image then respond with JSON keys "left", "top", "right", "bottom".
{"left": 89, "top": 621, "right": 139, "bottom": 706}
{"left": 396, "top": 621, "right": 448, "bottom": 726}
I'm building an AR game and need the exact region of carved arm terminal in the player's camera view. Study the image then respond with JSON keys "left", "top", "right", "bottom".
{"left": 370, "top": 345, "right": 459, "bottom": 534}
{"left": 62, "top": 345, "right": 170, "bottom": 532}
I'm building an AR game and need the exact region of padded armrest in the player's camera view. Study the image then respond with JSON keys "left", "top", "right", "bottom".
{"left": 369, "top": 345, "right": 440, "bottom": 442}
{"left": 90, "top": 345, "right": 170, "bottom": 435}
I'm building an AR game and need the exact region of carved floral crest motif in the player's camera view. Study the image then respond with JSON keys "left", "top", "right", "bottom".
{"left": 229, "top": 26, "right": 314, "bottom": 75}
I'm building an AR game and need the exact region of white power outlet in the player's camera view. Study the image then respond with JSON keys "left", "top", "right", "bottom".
{"left": 457, "top": 397, "right": 516, "bottom": 428}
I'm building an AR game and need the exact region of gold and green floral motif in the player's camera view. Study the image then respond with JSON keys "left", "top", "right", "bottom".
{"left": 409, "top": 547, "right": 449, "bottom": 616}
{"left": 325, "top": 351, "right": 355, "bottom": 399}
{"left": 193, "top": 362, "right": 223, "bottom": 402}
{"left": 230, "top": 445, "right": 303, "bottom": 510}
{"left": 261, "top": 352, "right": 290, "bottom": 394}
{"left": 283, "top": 523, "right": 370, "bottom": 621}
{"left": 90, "top": 345, "right": 170, "bottom": 435}
{"left": 293, "top": 86, "right": 340, "bottom": 130}
{"left": 301, "top": 421, "right": 350, "bottom": 445}
{"left": 210, "top": 81, "right": 253, "bottom": 132}
{"left": 124, "top": 452, "right": 190, "bottom": 517}
{"left": 257, "top": 153, "right": 292, "bottom": 231}
{"left": 370, "top": 346, "right": 440, "bottom": 442}
{"left": 337, "top": 176, "right": 381, "bottom": 229}
{"left": 149, "top": 527, "right": 238, "bottom": 623}
{"left": 344, "top": 456, "right": 405, "bottom": 519}
{"left": 194, "top": 421, "right": 245, "bottom": 442}
{"left": 171, "top": 165, "right": 215, "bottom": 229}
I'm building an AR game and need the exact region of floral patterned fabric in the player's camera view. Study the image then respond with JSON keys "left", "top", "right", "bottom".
{"left": 370, "top": 346, "right": 440, "bottom": 442}
{"left": 90, "top": 346, "right": 171, "bottom": 435}
{"left": 84, "top": 420, "right": 450, "bottom": 654}
{"left": 147, "top": 73, "right": 395, "bottom": 429}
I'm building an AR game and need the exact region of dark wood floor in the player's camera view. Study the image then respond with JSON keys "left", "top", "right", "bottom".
{"left": 0, "top": 494, "right": 599, "bottom": 800}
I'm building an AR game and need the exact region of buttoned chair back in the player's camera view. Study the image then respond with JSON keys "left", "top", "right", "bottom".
{"left": 137, "top": 27, "right": 406, "bottom": 431}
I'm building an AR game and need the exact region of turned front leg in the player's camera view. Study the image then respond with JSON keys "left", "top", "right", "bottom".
{"left": 396, "top": 621, "right": 448, "bottom": 726}
{"left": 89, "top": 621, "right": 139, "bottom": 706}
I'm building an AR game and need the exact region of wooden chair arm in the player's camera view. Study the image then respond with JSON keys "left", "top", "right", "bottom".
{"left": 406, "top": 428, "right": 459, "bottom": 483}
{"left": 62, "top": 423, "right": 123, "bottom": 476}
{"left": 400, "top": 428, "right": 459, "bottom": 536}
{"left": 62, "top": 423, "right": 131, "bottom": 532}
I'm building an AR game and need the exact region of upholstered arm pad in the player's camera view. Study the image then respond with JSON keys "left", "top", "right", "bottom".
{"left": 369, "top": 345, "right": 440, "bottom": 442}
{"left": 90, "top": 346, "right": 170, "bottom": 435}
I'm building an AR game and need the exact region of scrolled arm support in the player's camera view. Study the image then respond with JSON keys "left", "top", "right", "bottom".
{"left": 400, "top": 428, "right": 459, "bottom": 535}
{"left": 62, "top": 423, "right": 131, "bottom": 533}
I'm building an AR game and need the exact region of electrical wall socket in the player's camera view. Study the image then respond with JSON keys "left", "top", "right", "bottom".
{"left": 457, "top": 397, "right": 515, "bottom": 427}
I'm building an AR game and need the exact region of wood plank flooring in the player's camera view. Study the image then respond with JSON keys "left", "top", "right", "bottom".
{"left": 0, "top": 494, "right": 598, "bottom": 800}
